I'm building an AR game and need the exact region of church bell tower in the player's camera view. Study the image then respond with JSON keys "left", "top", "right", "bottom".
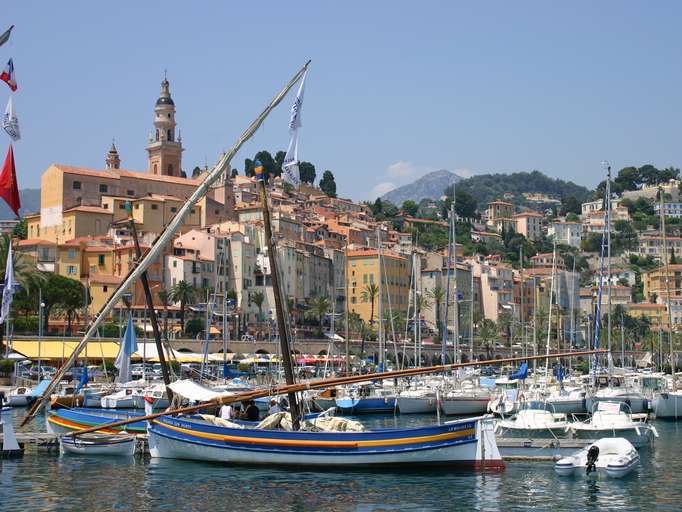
{"left": 146, "top": 74, "right": 183, "bottom": 176}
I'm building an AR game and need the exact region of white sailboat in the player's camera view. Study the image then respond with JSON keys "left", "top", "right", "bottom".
{"left": 652, "top": 186, "right": 682, "bottom": 418}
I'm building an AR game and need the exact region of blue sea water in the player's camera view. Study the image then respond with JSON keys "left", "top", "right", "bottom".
{"left": 2, "top": 409, "right": 682, "bottom": 511}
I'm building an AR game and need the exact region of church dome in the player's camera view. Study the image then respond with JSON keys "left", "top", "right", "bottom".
{"left": 156, "top": 78, "right": 175, "bottom": 106}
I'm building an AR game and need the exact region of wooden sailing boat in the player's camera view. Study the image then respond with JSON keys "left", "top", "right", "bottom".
{"left": 148, "top": 157, "right": 502, "bottom": 467}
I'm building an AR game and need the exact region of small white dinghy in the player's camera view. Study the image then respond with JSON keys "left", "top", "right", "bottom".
{"left": 60, "top": 433, "right": 137, "bottom": 456}
{"left": 555, "top": 437, "right": 639, "bottom": 479}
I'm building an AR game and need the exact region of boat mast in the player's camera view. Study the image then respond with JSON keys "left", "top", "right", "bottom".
{"left": 569, "top": 256, "right": 576, "bottom": 372}
{"left": 520, "top": 245, "right": 524, "bottom": 359}
{"left": 606, "top": 164, "right": 613, "bottom": 379}
{"left": 660, "top": 186, "right": 676, "bottom": 390}
{"left": 452, "top": 201, "right": 459, "bottom": 365}
{"left": 257, "top": 162, "right": 301, "bottom": 428}
{"left": 344, "top": 241, "right": 350, "bottom": 376}
{"left": 22, "top": 61, "right": 311, "bottom": 426}
{"left": 545, "top": 239, "right": 557, "bottom": 378}
{"left": 442, "top": 204, "right": 453, "bottom": 367}
{"left": 129, "top": 217, "right": 173, "bottom": 401}
{"left": 469, "top": 259, "right": 474, "bottom": 364}
{"left": 376, "top": 227, "right": 383, "bottom": 370}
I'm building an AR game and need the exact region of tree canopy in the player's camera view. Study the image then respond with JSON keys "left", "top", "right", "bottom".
{"left": 299, "top": 161, "right": 316, "bottom": 184}
{"left": 319, "top": 170, "right": 337, "bottom": 197}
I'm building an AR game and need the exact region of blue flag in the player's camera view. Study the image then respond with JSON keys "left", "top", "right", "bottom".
{"left": 75, "top": 366, "right": 89, "bottom": 393}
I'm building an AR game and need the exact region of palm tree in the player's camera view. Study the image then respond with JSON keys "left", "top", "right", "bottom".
{"left": 0, "top": 234, "right": 44, "bottom": 292}
{"left": 0, "top": 235, "right": 44, "bottom": 349}
{"left": 414, "top": 293, "right": 431, "bottom": 333}
{"left": 428, "top": 286, "right": 445, "bottom": 339}
{"left": 348, "top": 311, "right": 363, "bottom": 339}
{"left": 307, "top": 296, "right": 330, "bottom": 335}
{"left": 479, "top": 319, "right": 497, "bottom": 359}
{"left": 498, "top": 311, "right": 513, "bottom": 346}
{"left": 251, "top": 291, "right": 265, "bottom": 322}
{"left": 158, "top": 289, "right": 170, "bottom": 340}
{"left": 360, "top": 283, "right": 379, "bottom": 325}
{"left": 169, "top": 281, "right": 197, "bottom": 334}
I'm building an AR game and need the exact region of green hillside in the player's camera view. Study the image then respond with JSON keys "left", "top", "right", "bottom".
{"left": 452, "top": 171, "right": 591, "bottom": 209}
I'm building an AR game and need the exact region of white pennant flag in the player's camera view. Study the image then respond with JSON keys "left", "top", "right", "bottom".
{"left": 0, "top": 242, "right": 15, "bottom": 324}
{"left": 281, "top": 70, "right": 307, "bottom": 188}
{"left": 2, "top": 97, "right": 20, "bottom": 142}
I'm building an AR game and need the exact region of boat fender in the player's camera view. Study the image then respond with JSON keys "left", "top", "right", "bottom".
{"left": 585, "top": 445, "right": 599, "bottom": 474}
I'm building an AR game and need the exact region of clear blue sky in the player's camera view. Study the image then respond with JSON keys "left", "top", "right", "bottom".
{"left": 4, "top": 1, "right": 682, "bottom": 200}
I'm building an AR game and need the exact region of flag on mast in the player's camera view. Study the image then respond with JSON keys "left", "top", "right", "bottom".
{"left": 281, "top": 70, "right": 307, "bottom": 188}
{"left": 0, "top": 26, "right": 13, "bottom": 48}
{"left": 0, "top": 241, "right": 15, "bottom": 324}
{"left": 0, "top": 59, "right": 16, "bottom": 91}
{"left": 0, "top": 145, "right": 20, "bottom": 216}
{"left": 2, "top": 97, "right": 20, "bottom": 141}
{"left": 115, "top": 313, "right": 138, "bottom": 383}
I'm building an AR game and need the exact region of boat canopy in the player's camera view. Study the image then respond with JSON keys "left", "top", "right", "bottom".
{"left": 168, "top": 379, "right": 235, "bottom": 402}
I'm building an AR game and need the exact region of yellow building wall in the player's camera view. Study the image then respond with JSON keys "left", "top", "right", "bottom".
{"left": 57, "top": 246, "right": 82, "bottom": 278}
{"left": 347, "top": 254, "right": 410, "bottom": 323}
{"left": 83, "top": 251, "right": 114, "bottom": 277}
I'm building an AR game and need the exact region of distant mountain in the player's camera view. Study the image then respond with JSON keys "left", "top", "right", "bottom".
{"left": 381, "top": 169, "right": 462, "bottom": 204}
{"left": 0, "top": 188, "right": 40, "bottom": 219}
{"left": 455, "top": 171, "right": 591, "bottom": 210}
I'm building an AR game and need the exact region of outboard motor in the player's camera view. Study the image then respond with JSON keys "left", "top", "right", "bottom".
{"left": 586, "top": 445, "right": 600, "bottom": 474}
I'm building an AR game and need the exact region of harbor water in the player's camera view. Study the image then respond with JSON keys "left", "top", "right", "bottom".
{"left": 3, "top": 409, "right": 682, "bottom": 511}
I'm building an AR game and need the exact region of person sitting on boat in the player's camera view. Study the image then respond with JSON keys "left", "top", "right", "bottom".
{"left": 220, "top": 403, "right": 234, "bottom": 420}
{"left": 242, "top": 400, "right": 260, "bottom": 422}
{"left": 268, "top": 399, "right": 282, "bottom": 415}
{"left": 231, "top": 404, "right": 242, "bottom": 419}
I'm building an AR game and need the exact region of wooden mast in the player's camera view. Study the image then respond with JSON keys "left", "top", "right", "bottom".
{"left": 255, "top": 161, "right": 301, "bottom": 429}
{"left": 127, "top": 215, "right": 173, "bottom": 401}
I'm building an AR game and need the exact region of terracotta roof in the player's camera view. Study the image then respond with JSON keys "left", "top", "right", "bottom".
{"left": 89, "top": 274, "right": 122, "bottom": 285}
{"left": 54, "top": 164, "right": 202, "bottom": 186}
{"left": 348, "top": 249, "right": 406, "bottom": 261}
{"left": 513, "top": 211, "right": 543, "bottom": 218}
{"left": 16, "top": 239, "right": 55, "bottom": 247}
{"left": 63, "top": 205, "right": 112, "bottom": 215}
{"left": 84, "top": 245, "right": 111, "bottom": 252}
{"left": 140, "top": 193, "right": 184, "bottom": 202}
{"left": 627, "top": 303, "right": 665, "bottom": 310}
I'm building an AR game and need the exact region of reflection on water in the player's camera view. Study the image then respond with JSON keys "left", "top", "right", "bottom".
{"left": 3, "top": 409, "right": 682, "bottom": 511}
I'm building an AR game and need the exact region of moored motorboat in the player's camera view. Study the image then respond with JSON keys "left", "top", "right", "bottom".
{"left": 148, "top": 414, "right": 504, "bottom": 468}
{"left": 570, "top": 402, "right": 657, "bottom": 448}
{"left": 495, "top": 405, "right": 569, "bottom": 438}
{"left": 554, "top": 437, "right": 639, "bottom": 478}
{"left": 6, "top": 386, "right": 34, "bottom": 407}
{"left": 60, "top": 432, "right": 137, "bottom": 456}
{"left": 101, "top": 387, "right": 143, "bottom": 409}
